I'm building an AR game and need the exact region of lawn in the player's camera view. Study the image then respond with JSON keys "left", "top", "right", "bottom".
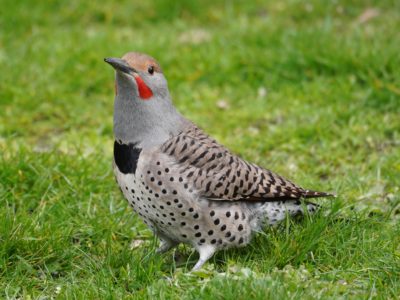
{"left": 0, "top": 0, "right": 399, "bottom": 298}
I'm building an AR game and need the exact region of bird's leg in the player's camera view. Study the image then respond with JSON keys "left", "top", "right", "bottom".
{"left": 156, "top": 237, "right": 178, "bottom": 254}
{"left": 192, "top": 245, "right": 216, "bottom": 271}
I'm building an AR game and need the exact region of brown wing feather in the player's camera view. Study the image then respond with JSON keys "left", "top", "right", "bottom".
{"left": 161, "top": 124, "right": 332, "bottom": 201}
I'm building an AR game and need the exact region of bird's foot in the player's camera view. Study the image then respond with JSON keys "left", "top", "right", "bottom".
{"left": 156, "top": 239, "right": 178, "bottom": 254}
{"left": 191, "top": 245, "right": 216, "bottom": 271}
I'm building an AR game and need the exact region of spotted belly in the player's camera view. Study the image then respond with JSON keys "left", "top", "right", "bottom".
{"left": 113, "top": 163, "right": 256, "bottom": 250}
{"left": 114, "top": 165, "right": 195, "bottom": 242}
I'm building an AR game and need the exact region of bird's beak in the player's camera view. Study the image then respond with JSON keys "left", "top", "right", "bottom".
{"left": 104, "top": 57, "right": 138, "bottom": 75}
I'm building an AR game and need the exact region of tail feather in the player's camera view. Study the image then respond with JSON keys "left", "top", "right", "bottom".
{"left": 302, "top": 190, "right": 336, "bottom": 198}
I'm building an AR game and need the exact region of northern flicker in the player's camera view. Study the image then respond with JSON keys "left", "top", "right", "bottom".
{"left": 105, "top": 52, "right": 333, "bottom": 271}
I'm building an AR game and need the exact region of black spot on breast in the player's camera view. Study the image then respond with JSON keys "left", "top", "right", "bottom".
{"left": 114, "top": 141, "right": 141, "bottom": 174}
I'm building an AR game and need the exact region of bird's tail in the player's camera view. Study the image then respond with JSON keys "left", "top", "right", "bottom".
{"left": 302, "top": 190, "right": 336, "bottom": 198}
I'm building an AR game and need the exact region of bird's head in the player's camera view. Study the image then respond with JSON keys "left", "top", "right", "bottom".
{"left": 105, "top": 52, "right": 186, "bottom": 147}
{"left": 105, "top": 52, "right": 168, "bottom": 101}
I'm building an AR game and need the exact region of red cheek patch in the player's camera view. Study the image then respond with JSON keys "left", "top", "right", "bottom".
{"left": 134, "top": 76, "right": 153, "bottom": 100}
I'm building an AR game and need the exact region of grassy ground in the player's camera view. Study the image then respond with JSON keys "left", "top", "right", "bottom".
{"left": 1, "top": 0, "right": 399, "bottom": 298}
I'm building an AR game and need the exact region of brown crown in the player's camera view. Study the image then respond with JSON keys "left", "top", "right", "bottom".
{"left": 122, "top": 52, "right": 163, "bottom": 74}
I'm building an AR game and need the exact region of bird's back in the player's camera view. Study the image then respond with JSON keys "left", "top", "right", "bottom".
{"left": 160, "top": 123, "right": 331, "bottom": 202}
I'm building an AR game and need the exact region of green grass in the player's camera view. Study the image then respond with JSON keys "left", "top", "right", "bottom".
{"left": 1, "top": 0, "right": 399, "bottom": 298}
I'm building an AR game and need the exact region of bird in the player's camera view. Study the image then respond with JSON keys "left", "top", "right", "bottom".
{"left": 104, "top": 52, "right": 333, "bottom": 271}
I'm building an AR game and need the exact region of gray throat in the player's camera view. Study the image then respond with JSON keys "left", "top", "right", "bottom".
{"left": 113, "top": 83, "right": 189, "bottom": 148}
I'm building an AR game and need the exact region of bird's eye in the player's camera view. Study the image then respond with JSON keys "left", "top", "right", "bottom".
{"left": 148, "top": 66, "right": 154, "bottom": 75}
